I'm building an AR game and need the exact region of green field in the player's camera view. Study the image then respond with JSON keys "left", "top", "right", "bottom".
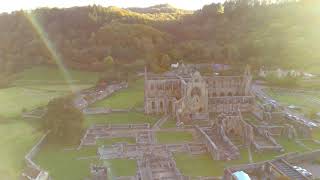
{"left": 266, "top": 88, "right": 320, "bottom": 116}
{"left": 96, "top": 137, "right": 136, "bottom": 146}
{"left": 156, "top": 131, "right": 194, "bottom": 144}
{"left": 0, "top": 66, "right": 99, "bottom": 118}
{"left": 301, "top": 140, "right": 320, "bottom": 150}
{"left": 0, "top": 120, "right": 41, "bottom": 179}
{"left": 174, "top": 148, "right": 249, "bottom": 177}
{"left": 161, "top": 118, "right": 177, "bottom": 128}
{"left": 90, "top": 79, "right": 144, "bottom": 109}
{"left": 0, "top": 66, "right": 100, "bottom": 179}
{"left": 13, "top": 66, "right": 99, "bottom": 86}
{"left": 0, "top": 87, "right": 63, "bottom": 118}
{"left": 276, "top": 137, "right": 307, "bottom": 152}
{"left": 103, "top": 159, "right": 137, "bottom": 178}
{"left": 252, "top": 150, "right": 281, "bottom": 162}
{"left": 84, "top": 112, "right": 158, "bottom": 127}
{"left": 35, "top": 144, "right": 99, "bottom": 180}
{"left": 242, "top": 113, "right": 262, "bottom": 125}
{"left": 35, "top": 137, "right": 137, "bottom": 180}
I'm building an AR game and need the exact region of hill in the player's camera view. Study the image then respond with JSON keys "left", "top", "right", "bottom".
{"left": 128, "top": 4, "right": 192, "bottom": 14}
{"left": 0, "top": 0, "right": 319, "bottom": 76}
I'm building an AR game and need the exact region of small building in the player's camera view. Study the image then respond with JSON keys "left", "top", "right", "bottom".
{"left": 232, "top": 171, "right": 251, "bottom": 180}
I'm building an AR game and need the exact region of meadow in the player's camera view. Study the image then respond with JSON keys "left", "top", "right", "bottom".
{"left": 266, "top": 88, "right": 320, "bottom": 117}
{"left": 0, "top": 66, "right": 99, "bottom": 179}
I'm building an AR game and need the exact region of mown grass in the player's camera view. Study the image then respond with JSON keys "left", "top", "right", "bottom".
{"left": 242, "top": 113, "right": 261, "bottom": 125}
{"left": 0, "top": 87, "right": 64, "bottom": 118}
{"left": 276, "top": 137, "right": 307, "bottom": 153}
{"left": 156, "top": 131, "right": 194, "bottom": 144}
{"left": 0, "top": 120, "right": 42, "bottom": 179}
{"left": 0, "top": 66, "right": 99, "bottom": 118}
{"left": 252, "top": 150, "right": 281, "bottom": 162}
{"left": 301, "top": 140, "right": 320, "bottom": 150}
{"left": 266, "top": 88, "right": 320, "bottom": 116}
{"left": 312, "top": 129, "right": 320, "bottom": 141}
{"left": 0, "top": 66, "right": 100, "bottom": 179}
{"left": 103, "top": 159, "right": 137, "bottom": 178}
{"left": 90, "top": 79, "right": 144, "bottom": 109}
{"left": 96, "top": 137, "right": 136, "bottom": 146}
{"left": 13, "top": 66, "right": 99, "bottom": 85}
{"left": 161, "top": 118, "right": 177, "bottom": 128}
{"left": 84, "top": 112, "right": 158, "bottom": 127}
{"left": 174, "top": 148, "right": 249, "bottom": 177}
{"left": 35, "top": 140, "right": 137, "bottom": 179}
{"left": 35, "top": 144, "right": 99, "bottom": 180}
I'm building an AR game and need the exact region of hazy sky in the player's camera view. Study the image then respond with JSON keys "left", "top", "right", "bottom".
{"left": 0, "top": 0, "right": 225, "bottom": 13}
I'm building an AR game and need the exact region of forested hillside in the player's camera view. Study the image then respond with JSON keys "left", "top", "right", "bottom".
{"left": 0, "top": 0, "right": 319, "bottom": 75}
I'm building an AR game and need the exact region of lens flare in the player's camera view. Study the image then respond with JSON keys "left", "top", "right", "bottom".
{"left": 23, "top": 11, "right": 76, "bottom": 92}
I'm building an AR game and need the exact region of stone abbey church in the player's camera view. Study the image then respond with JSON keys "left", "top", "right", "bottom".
{"left": 144, "top": 64, "right": 254, "bottom": 122}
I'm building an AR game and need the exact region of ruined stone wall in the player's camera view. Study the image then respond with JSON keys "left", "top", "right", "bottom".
{"left": 144, "top": 67, "right": 254, "bottom": 116}
{"left": 144, "top": 76, "right": 181, "bottom": 114}
{"left": 206, "top": 76, "right": 245, "bottom": 97}
{"left": 208, "top": 96, "right": 254, "bottom": 113}
{"left": 195, "top": 126, "right": 220, "bottom": 160}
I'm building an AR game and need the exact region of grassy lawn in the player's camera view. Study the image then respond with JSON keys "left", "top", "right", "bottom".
{"left": 242, "top": 113, "right": 261, "bottom": 125}
{"left": 90, "top": 79, "right": 144, "bottom": 109}
{"left": 312, "top": 129, "right": 320, "bottom": 141}
{"left": 103, "top": 159, "right": 137, "bottom": 178}
{"left": 252, "top": 150, "right": 281, "bottom": 162}
{"left": 0, "top": 66, "right": 99, "bottom": 118}
{"left": 35, "top": 144, "right": 99, "bottom": 180}
{"left": 96, "top": 137, "right": 136, "bottom": 146}
{"left": 84, "top": 112, "right": 158, "bottom": 127}
{"left": 161, "top": 118, "right": 177, "bottom": 129}
{"left": 13, "top": 66, "right": 99, "bottom": 85}
{"left": 301, "top": 140, "right": 320, "bottom": 150}
{"left": 174, "top": 148, "right": 249, "bottom": 177}
{"left": 35, "top": 142, "right": 137, "bottom": 180}
{"left": 156, "top": 131, "right": 194, "bottom": 144}
{"left": 0, "top": 120, "right": 42, "bottom": 179}
{"left": 266, "top": 88, "right": 320, "bottom": 116}
{"left": 276, "top": 137, "right": 307, "bottom": 152}
{"left": 0, "top": 87, "right": 65, "bottom": 118}
{"left": 21, "top": 84, "right": 93, "bottom": 92}
{"left": 252, "top": 137, "right": 309, "bottom": 163}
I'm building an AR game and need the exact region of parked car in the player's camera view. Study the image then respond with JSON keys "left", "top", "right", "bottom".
{"left": 307, "top": 122, "right": 318, "bottom": 127}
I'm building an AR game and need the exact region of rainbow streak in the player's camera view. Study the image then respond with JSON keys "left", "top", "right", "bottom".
{"left": 24, "top": 11, "right": 76, "bottom": 92}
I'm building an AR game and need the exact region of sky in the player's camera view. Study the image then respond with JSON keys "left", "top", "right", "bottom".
{"left": 0, "top": 0, "right": 225, "bottom": 13}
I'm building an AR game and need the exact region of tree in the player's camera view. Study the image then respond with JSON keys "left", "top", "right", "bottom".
{"left": 103, "top": 55, "right": 115, "bottom": 71}
{"left": 42, "top": 96, "right": 84, "bottom": 144}
{"left": 159, "top": 54, "right": 171, "bottom": 71}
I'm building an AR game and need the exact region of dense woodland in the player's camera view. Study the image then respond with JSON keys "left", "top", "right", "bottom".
{"left": 0, "top": 0, "right": 319, "bottom": 75}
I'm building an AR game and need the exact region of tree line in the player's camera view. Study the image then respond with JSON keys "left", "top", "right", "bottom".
{"left": 0, "top": 0, "right": 319, "bottom": 76}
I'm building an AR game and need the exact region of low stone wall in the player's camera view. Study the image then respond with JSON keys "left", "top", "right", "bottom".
{"left": 219, "top": 126, "right": 240, "bottom": 160}
{"left": 285, "top": 150, "right": 320, "bottom": 164}
{"left": 257, "top": 125, "right": 284, "bottom": 136}
{"left": 83, "top": 107, "right": 133, "bottom": 115}
{"left": 195, "top": 126, "right": 220, "bottom": 160}
{"left": 254, "top": 127, "right": 283, "bottom": 152}
{"left": 22, "top": 132, "right": 50, "bottom": 180}
{"left": 74, "top": 82, "right": 128, "bottom": 109}
{"left": 238, "top": 110, "right": 254, "bottom": 145}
